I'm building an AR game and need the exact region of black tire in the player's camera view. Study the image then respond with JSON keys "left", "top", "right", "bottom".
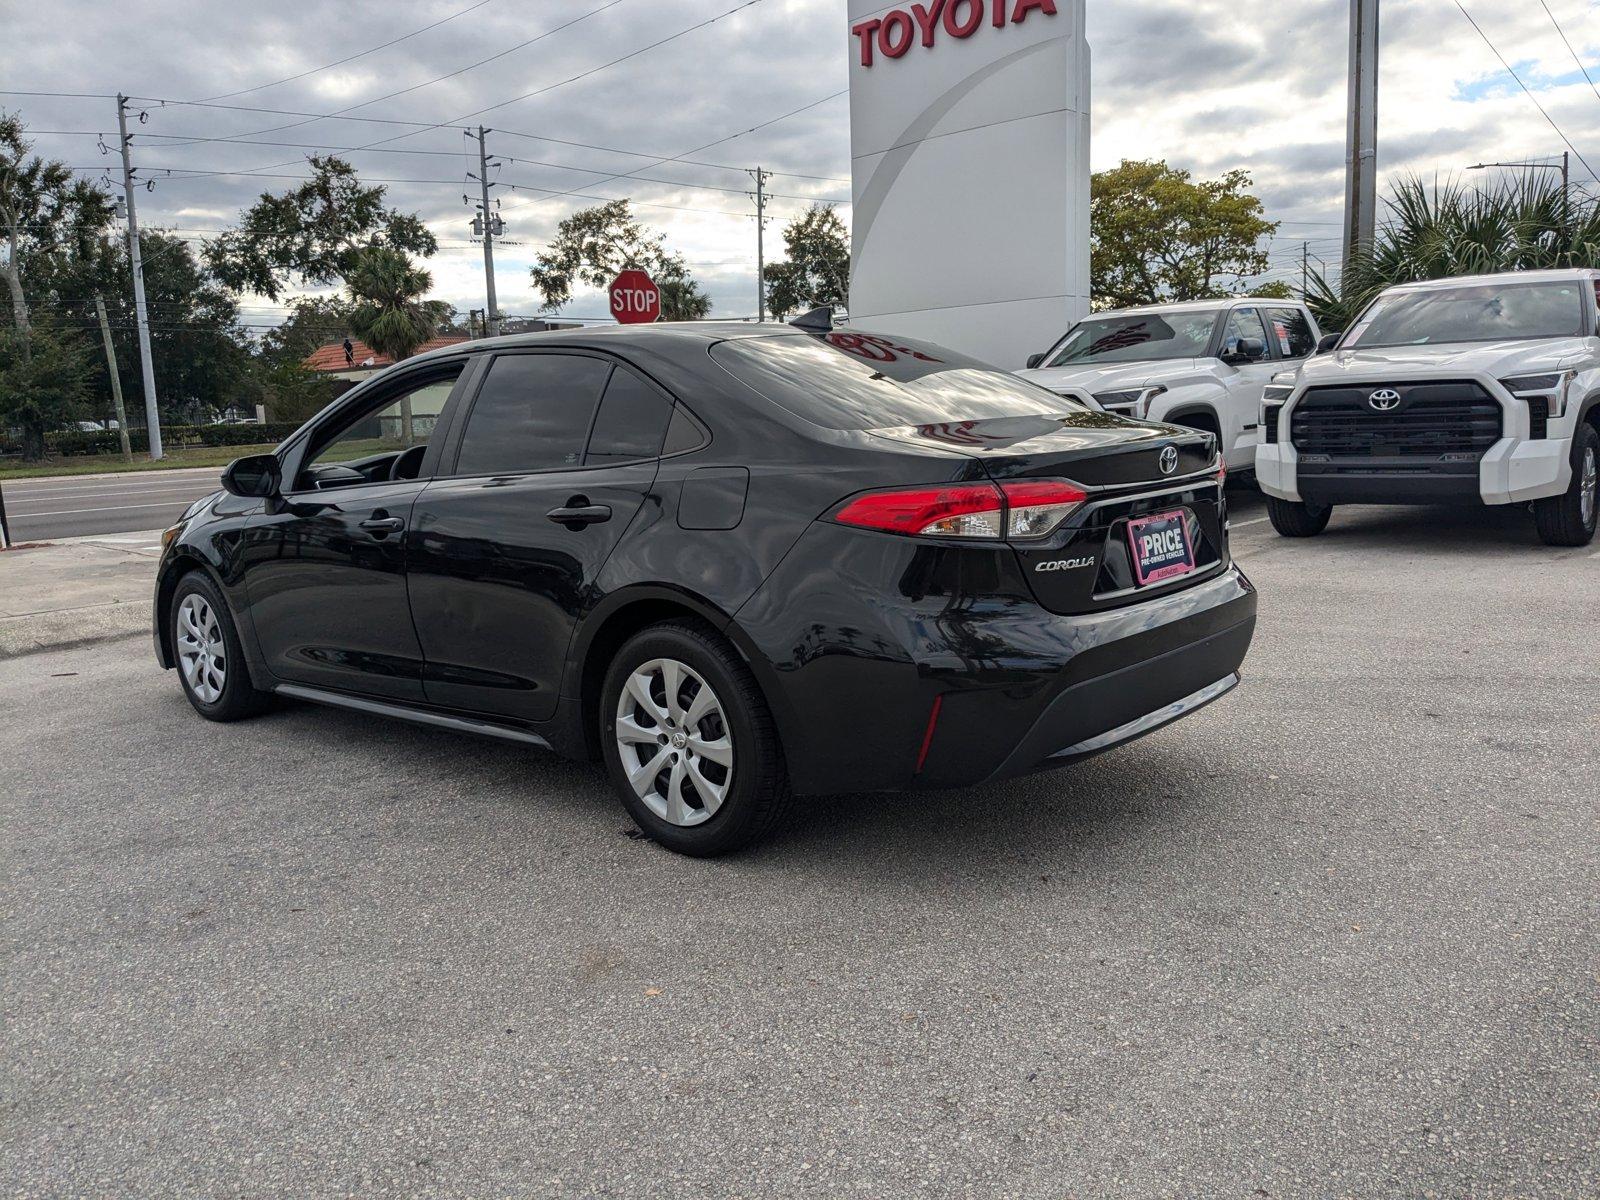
{"left": 169, "top": 571, "right": 272, "bottom": 722}
{"left": 1266, "top": 495, "right": 1333, "bottom": 538}
{"left": 1533, "top": 424, "right": 1598, "bottom": 547}
{"left": 600, "top": 620, "right": 793, "bottom": 857}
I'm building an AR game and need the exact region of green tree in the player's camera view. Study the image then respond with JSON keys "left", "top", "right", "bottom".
{"left": 529, "top": 199, "right": 707, "bottom": 319}
{"left": 1, "top": 112, "right": 114, "bottom": 353}
{"left": 28, "top": 230, "right": 253, "bottom": 425}
{"left": 657, "top": 277, "right": 712, "bottom": 321}
{"left": 346, "top": 246, "right": 449, "bottom": 442}
{"left": 0, "top": 323, "right": 96, "bottom": 459}
{"left": 763, "top": 204, "right": 850, "bottom": 319}
{"left": 1091, "top": 160, "right": 1278, "bottom": 309}
{"left": 1307, "top": 174, "right": 1600, "bottom": 332}
{"left": 205, "top": 156, "right": 437, "bottom": 301}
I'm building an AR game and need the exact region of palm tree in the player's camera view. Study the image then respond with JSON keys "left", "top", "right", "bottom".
{"left": 1308, "top": 174, "right": 1600, "bottom": 331}
{"left": 346, "top": 246, "right": 449, "bottom": 442}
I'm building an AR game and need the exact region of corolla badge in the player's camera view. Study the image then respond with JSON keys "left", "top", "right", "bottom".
{"left": 1158, "top": 445, "right": 1179, "bottom": 474}
{"left": 1368, "top": 388, "right": 1402, "bottom": 411}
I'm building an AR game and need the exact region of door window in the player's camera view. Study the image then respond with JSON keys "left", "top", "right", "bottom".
{"left": 297, "top": 367, "right": 463, "bottom": 489}
{"left": 1265, "top": 308, "right": 1316, "bottom": 359}
{"left": 585, "top": 367, "right": 675, "bottom": 465}
{"left": 1220, "top": 308, "right": 1270, "bottom": 358}
{"left": 453, "top": 354, "right": 612, "bottom": 476}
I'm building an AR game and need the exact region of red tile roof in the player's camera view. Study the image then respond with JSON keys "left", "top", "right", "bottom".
{"left": 303, "top": 335, "right": 469, "bottom": 373}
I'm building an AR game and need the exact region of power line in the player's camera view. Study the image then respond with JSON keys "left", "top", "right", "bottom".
{"left": 159, "top": 0, "right": 624, "bottom": 149}
{"left": 194, "top": 0, "right": 499, "bottom": 103}
{"left": 1537, "top": 0, "right": 1600, "bottom": 105}
{"left": 1452, "top": 0, "right": 1600, "bottom": 182}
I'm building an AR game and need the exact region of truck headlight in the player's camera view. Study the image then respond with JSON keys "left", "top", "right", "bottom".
{"left": 1092, "top": 385, "right": 1167, "bottom": 418}
{"left": 1500, "top": 371, "right": 1573, "bottom": 417}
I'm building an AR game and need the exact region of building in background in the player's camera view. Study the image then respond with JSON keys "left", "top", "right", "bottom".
{"left": 846, "top": 0, "right": 1090, "bottom": 368}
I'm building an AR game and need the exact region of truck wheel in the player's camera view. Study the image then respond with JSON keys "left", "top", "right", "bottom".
{"left": 1533, "top": 424, "right": 1598, "bottom": 547}
{"left": 1266, "top": 495, "right": 1333, "bottom": 537}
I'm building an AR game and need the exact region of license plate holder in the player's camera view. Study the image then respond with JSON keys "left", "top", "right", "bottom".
{"left": 1126, "top": 509, "right": 1196, "bottom": 586}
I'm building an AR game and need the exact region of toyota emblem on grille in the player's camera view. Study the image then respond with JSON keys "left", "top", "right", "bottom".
{"left": 1158, "top": 445, "right": 1179, "bottom": 474}
{"left": 1368, "top": 388, "right": 1402, "bottom": 411}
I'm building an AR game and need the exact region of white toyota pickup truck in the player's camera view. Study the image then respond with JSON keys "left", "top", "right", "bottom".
{"left": 1016, "top": 297, "right": 1323, "bottom": 472}
{"left": 1256, "top": 269, "right": 1600, "bottom": 546}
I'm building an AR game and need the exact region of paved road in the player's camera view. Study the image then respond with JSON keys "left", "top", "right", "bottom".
{"left": 1, "top": 467, "right": 224, "bottom": 542}
{"left": 3, "top": 498, "right": 1597, "bottom": 1197}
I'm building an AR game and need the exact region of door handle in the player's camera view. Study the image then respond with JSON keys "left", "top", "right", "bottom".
{"left": 546, "top": 498, "right": 612, "bottom": 529}
{"left": 359, "top": 515, "right": 406, "bottom": 538}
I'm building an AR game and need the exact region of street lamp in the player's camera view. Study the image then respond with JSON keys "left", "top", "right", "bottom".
{"left": 1467, "top": 153, "right": 1571, "bottom": 249}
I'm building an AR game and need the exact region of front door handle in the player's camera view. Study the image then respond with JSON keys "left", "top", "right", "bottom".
{"left": 359, "top": 515, "right": 406, "bottom": 538}
{"left": 547, "top": 498, "right": 612, "bottom": 529}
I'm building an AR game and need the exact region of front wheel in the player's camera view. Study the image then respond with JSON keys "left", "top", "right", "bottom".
{"left": 1533, "top": 425, "right": 1598, "bottom": 547}
{"left": 1266, "top": 495, "right": 1333, "bottom": 537}
{"left": 170, "top": 572, "right": 272, "bottom": 721}
{"left": 600, "top": 620, "right": 793, "bottom": 857}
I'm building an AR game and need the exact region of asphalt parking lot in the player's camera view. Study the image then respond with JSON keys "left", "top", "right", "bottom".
{"left": 3, "top": 491, "right": 1597, "bottom": 1198}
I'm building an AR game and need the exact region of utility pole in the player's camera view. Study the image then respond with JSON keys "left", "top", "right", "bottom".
{"left": 470, "top": 126, "right": 501, "bottom": 337}
{"left": 1301, "top": 242, "right": 1310, "bottom": 295}
{"left": 1342, "top": 0, "right": 1379, "bottom": 275}
{"left": 749, "top": 167, "right": 771, "bottom": 322}
{"left": 115, "top": 94, "right": 163, "bottom": 461}
{"left": 93, "top": 295, "right": 133, "bottom": 463}
{"left": 1467, "top": 154, "right": 1571, "bottom": 251}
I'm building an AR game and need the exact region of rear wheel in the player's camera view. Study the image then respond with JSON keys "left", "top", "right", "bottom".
{"left": 1266, "top": 495, "right": 1334, "bottom": 537}
{"left": 170, "top": 572, "right": 272, "bottom": 721}
{"left": 600, "top": 621, "right": 792, "bottom": 856}
{"left": 1533, "top": 424, "right": 1598, "bottom": 547}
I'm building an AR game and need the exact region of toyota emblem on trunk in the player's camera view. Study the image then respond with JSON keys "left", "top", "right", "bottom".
{"left": 1368, "top": 388, "right": 1402, "bottom": 411}
{"left": 1158, "top": 445, "right": 1179, "bottom": 474}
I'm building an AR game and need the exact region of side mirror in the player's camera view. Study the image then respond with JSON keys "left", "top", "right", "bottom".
{"left": 221, "top": 453, "right": 281, "bottom": 499}
{"left": 1315, "top": 332, "right": 1341, "bottom": 354}
{"left": 1025, "top": 353, "right": 1045, "bottom": 370}
{"left": 1235, "top": 337, "right": 1265, "bottom": 361}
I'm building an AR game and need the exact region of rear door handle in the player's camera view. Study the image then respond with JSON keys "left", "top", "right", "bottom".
{"left": 547, "top": 500, "right": 612, "bottom": 529}
{"left": 359, "top": 516, "right": 406, "bottom": 538}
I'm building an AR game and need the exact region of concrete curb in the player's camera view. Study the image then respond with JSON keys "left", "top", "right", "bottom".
{"left": 0, "top": 602, "right": 150, "bottom": 659}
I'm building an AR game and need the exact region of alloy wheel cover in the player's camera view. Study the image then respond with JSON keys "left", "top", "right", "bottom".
{"left": 615, "top": 657, "right": 734, "bottom": 827}
{"left": 176, "top": 594, "right": 226, "bottom": 704}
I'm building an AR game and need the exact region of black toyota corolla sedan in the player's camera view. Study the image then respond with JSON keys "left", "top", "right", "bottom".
{"left": 154, "top": 321, "right": 1256, "bottom": 855}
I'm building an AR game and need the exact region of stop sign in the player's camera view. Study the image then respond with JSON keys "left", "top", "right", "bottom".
{"left": 609, "top": 269, "right": 661, "bottom": 324}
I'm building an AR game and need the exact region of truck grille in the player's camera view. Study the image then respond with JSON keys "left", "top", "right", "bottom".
{"left": 1290, "top": 381, "right": 1502, "bottom": 459}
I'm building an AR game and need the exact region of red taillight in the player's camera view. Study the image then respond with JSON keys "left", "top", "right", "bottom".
{"left": 1217, "top": 460, "right": 1227, "bottom": 485}
{"left": 832, "top": 482, "right": 1006, "bottom": 539}
{"left": 831, "top": 479, "right": 1087, "bottom": 540}
{"left": 1000, "top": 480, "right": 1088, "bottom": 540}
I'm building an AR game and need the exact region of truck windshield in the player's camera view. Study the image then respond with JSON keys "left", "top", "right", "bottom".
{"left": 1044, "top": 310, "right": 1218, "bottom": 367}
{"left": 1343, "top": 281, "right": 1587, "bottom": 347}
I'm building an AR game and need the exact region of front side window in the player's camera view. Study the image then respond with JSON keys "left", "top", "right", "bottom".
{"left": 1220, "top": 307, "right": 1269, "bottom": 357}
{"left": 298, "top": 367, "right": 463, "bottom": 488}
{"left": 1265, "top": 308, "right": 1316, "bottom": 358}
{"left": 454, "top": 353, "right": 611, "bottom": 476}
{"left": 1343, "top": 281, "right": 1587, "bottom": 348}
{"left": 1043, "top": 311, "right": 1218, "bottom": 367}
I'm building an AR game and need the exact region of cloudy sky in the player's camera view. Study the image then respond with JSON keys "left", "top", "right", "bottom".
{"left": 4, "top": 0, "right": 1599, "bottom": 332}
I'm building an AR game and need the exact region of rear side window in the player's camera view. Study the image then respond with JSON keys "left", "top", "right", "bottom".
{"left": 1266, "top": 308, "right": 1316, "bottom": 358}
{"left": 711, "top": 332, "right": 1084, "bottom": 431}
{"left": 585, "top": 367, "right": 674, "bottom": 465}
{"left": 454, "top": 353, "right": 610, "bottom": 476}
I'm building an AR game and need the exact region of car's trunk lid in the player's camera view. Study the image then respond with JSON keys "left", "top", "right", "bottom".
{"left": 866, "top": 412, "right": 1226, "bottom": 615}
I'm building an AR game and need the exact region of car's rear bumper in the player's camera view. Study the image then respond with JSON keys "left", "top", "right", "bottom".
{"left": 732, "top": 522, "right": 1257, "bottom": 796}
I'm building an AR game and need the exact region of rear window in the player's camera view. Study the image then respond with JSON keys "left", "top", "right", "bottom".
{"left": 711, "top": 332, "right": 1083, "bottom": 431}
